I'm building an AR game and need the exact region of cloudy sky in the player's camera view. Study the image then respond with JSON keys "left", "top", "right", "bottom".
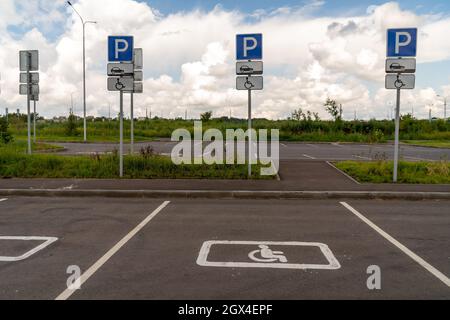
{"left": 0, "top": 0, "right": 450, "bottom": 120}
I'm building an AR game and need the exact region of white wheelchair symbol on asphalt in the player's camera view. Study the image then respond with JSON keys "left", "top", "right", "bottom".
{"left": 248, "top": 245, "right": 288, "bottom": 263}
{"left": 197, "top": 241, "right": 341, "bottom": 270}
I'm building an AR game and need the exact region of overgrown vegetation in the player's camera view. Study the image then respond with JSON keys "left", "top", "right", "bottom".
{"left": 65, "top": 113, "right": 79, "bottom": 136}
{"left": 335, "top": 160, "right": 450, "bottom": 184}
{"left": 404, "top": 140, "right": 450, "bottom": 149}
{"left": 0, "top": 116, "right": 13, "bottom": 144}
{"left": 0, "top": 151, "right": 271, "bottom": 180}
{"left": 5, "top": 102, "right": 450, "bottom": 144}
{"left": 0, "top": 140, "right": 63, "bottom": 153}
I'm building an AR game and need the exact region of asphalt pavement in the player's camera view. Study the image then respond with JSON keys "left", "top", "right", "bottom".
{"left": 0, "top": 197, "right": 448, "bottom": 300}
{"left": 1, "top": 160, "right": 449, "bottom": 193}
{"left": 49, "top": 141, "right": 450, "bottom": 161}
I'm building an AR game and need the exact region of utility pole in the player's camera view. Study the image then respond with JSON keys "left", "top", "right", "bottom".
{"left": 437, "top": 95, "right": 447, "bottom": 121}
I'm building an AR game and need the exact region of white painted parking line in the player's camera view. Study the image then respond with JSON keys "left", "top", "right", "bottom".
{"left": 55, "top": 200, "right": 171, "bottom": 300}
{"left": 0, "top": 236, "right": 58, "bottom": 262}
{"left": 197, "top": 241, "right": 341, "bottom": 270}
{"left": 326, "top": 161, "right": 361, "bottom": 185}
{"left": 281, "top": 143, "right": 287, "bottom": 147}
{"left": 332, "top": 143, "right": 344, "bottom": 148}
{"left": 0, "top": 198, "right": 7, "bottom": 202}
{"left": 405, "top": 156, "right": 433, "bottom": 161}
{"left": 302, "top": 154, "right": 316, "bottom": 159}
{"left": 353, "top": 155, "right": 372, "bottom": 160}
{"left": 340, "top": 202, "right": 450, "bottom": 288}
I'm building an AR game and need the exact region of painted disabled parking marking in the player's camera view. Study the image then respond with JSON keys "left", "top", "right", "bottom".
{"left": 197, "top": 241, "right": 341, "bottom": 270}
{"left": 0, "top": 236, "right": 58, "bottom": 262}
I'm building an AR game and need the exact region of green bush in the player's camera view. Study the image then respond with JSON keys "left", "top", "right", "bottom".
{"left": 0, "top": 116, "right": 13, "bottom": 144}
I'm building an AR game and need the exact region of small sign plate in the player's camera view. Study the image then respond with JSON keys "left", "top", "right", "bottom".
{"left": 385, "top": 74, "right": 415, "bottom": 90}
{"left": 236, "top": 76, "right": 263, "bottom": 90}
{"left": 107, "top": 63, "right": 134, "bottom": 76}
{"left": 386, "top": 58, "right": 416, "bottom": 73}
{"left": 236, "top": 61, "right": 263, "bottom": 75}
{"left": 107, "top": 77, "right": 134, "bottom": 92}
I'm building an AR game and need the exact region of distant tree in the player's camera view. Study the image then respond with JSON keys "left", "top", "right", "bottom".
{"left": 313, "top": 112, "right": 321, "bottom": 122}
{"left": 324, "top": 98, "right": 342, "bottom": 122}
{"left": 65, "top": 113, "right": 78, "bottom": 136}
{"left": 0, "top": 116, "right": 13, "bottom": 144}
{"left": 200, "top": 111, "right": 213, "bottom": 122}
{"left": 291, "top": 108, "right": 305, "bottom": 121}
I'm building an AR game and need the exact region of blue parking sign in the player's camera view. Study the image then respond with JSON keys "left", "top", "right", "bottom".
{"left": 236, "top": 34, "right": 262, "bottom": 60}
{"left": 108, "top": 36, "right": 134, "bottom": 62}
{"left": 387, "top": 28, "right": 417, "bottom": 57}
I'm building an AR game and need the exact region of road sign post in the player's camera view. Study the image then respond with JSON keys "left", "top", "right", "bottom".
{"left": 19, "top": 50, "right": 39, "bottom": 155}
{"left": 130, "top": 48, "right": 143, "bottom": 155}
{"left": 120, "top": 90, "right": 124, "bottom": 177}
{"left": 236, "top": 34, "right": 263, "bottom": 178}
{"left": 33, "top": 99, "right": 36, "bottom": 143}
{"left": 108, "top": 36, "right": 134, "bottom": 177}
{"left": 386, "top": 28, "right": 417, "bottom": 183}
{"left": 27, "top": 61, "right": 31, "bottom": 155}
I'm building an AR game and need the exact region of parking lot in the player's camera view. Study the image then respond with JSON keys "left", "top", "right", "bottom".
{"left": 52, "top": 141, "right": 450, "bottom": 161}
{"left": 0, "top": 196, "right": 448, "bottom": 300}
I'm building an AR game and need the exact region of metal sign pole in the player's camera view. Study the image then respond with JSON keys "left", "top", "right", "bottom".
{"left": 119, "top": 90, "right": 124, "bottom": 178}
{"left": 130, "top": 92, "right": 134, "bottom": 154}
{"left": 33, "top": 100, "right": 36, "bottom": 143}
{"left": 248, "top": 87, "right": 252, "bottom": 177}
{"left": 83, "top": 23, "right": 87, "bottom": 143}
{"left": 26, "top": 53, "right": 32, "bottom": 155}
{"left": 393, "top": 87, "right": 401, "bottom": 183}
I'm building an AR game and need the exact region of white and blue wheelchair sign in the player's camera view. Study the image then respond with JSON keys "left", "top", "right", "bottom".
{"left": 387, "top": 28, "right": 417, "bottom": 57}
{"left": 236, "top": 34, "right": 262, "bottom": 60}
{"left": 108, "top": 36, "right": 134, "bottom": 62}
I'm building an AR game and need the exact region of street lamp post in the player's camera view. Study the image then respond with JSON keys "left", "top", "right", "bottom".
{"left": 67, "top": 1, "right": 96, "bottom": 143}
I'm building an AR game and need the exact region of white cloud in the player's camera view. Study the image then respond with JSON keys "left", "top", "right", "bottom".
{"left": 0, "top": 0, "right": 449, "bottom": 121}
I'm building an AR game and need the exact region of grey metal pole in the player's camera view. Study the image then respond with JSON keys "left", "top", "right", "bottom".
{"left": 82, "top": 23, "right": 87, "bottom": 143}
{"left": 33, "top": 100, "right": 36, "bottom": 143}
{"left": 130, "top": 92, "right": 134, "bottom": 154}
{"left": 120, "top": 90, "right": 124, "bottom": 178}
{"left": 27, "top": 54, "right": 32, "bottom": 155}
{"left": 393, "top": 88, "right": 401, "bottom": 183}
{"left": 248, "top": 88, "right": 252, "bottom": 178}
{"left": 445, "top": 98, "right": 447, "bottom": 121}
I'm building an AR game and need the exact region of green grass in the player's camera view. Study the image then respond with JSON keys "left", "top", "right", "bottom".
{"left": 335, "top": 161, "right": 450, "bottom": 184}
{"left": 7, "top": 117, "right": 449, "bottom": 144}
{"left": 0, "top": 152, "right": 273, "bottom": 180}
{"left": 0, "top": 140, "right": 64, "bottom": 153}
{"left": 404, "top": 140, "right": 450, "bottom": 149}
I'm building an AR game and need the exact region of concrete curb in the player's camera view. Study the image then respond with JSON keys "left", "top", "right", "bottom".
{"left": 0, "top": 189, "right": 449, "bottom": 200}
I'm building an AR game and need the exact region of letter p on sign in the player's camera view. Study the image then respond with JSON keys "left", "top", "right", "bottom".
{"left": 237, "top": 34, "right": 263, "bottom": 60}
{"left": 108, "top": 36, "right": 134, "bottom": 62}
{"left": 387, "top": 28, "right": 417, "bottom": 57}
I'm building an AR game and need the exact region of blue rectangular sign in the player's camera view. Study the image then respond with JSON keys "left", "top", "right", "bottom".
{"left": 108, "top": 36, "right": 134, "bottom": 62}
{"left": 387, "top": 28, "right": 417, "bottom": 57}
{"left": 236, "top": 34, "right": 262, "bottom": 60}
